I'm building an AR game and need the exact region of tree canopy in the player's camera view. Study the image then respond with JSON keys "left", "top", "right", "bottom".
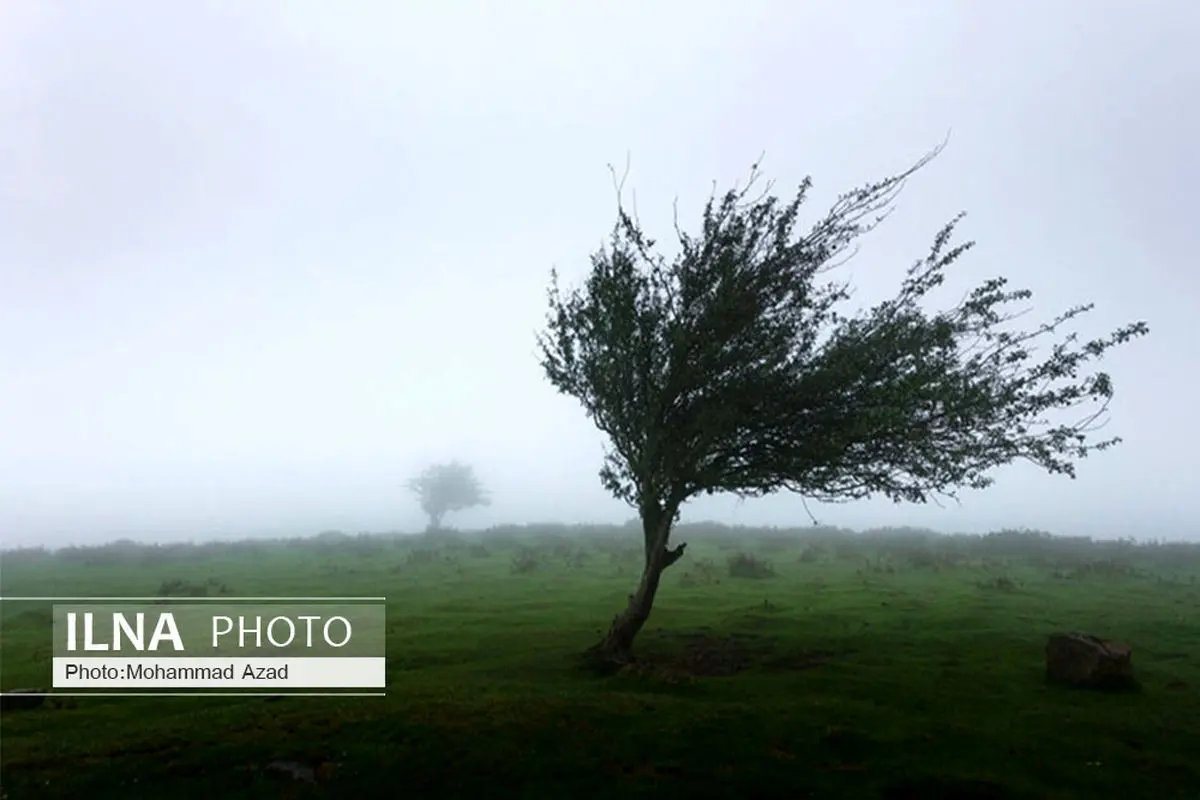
{"left": 537, "top": 144, "right": 1149, "bottom": 663}
{"left": 406, "top": 461, "right": 489, "bottom": 532}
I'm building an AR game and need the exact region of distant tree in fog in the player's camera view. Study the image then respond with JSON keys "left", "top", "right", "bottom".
{"left": 406, "top": 461, "right": 489, "bottom": 532}
{"left": 537, "top": 141, "right": 1149, "bottom": 668}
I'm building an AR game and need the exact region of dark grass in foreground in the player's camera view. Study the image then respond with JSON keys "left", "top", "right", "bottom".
{"left": 2, "top": 523, "right": 1199, "bottom": 799}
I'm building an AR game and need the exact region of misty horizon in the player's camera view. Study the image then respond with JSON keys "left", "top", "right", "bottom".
{"left": 3, "top": 2, "right": 1196, "bottom": 549}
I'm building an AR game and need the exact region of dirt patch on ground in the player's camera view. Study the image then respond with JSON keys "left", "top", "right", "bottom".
{"left": 762, "top": 647, "right": 838, "bottom": 671}
{"left": 671, "top": 634, "right": 758, "bottom": 676}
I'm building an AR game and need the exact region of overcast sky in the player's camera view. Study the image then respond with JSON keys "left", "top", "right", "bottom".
{"left": 1, "top": 1, "right": 1196, "bottom": 546}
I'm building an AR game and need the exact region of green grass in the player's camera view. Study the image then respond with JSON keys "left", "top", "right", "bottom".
{"left": 2, "top": 524, "right": 1199, "bottom": 799}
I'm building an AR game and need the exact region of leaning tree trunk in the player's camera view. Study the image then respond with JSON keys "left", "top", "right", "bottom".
{"left": 587, "top": 500, "right": 687, "bottom": 669}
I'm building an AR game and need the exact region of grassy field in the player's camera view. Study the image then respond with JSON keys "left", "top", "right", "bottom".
{"left": 1, "top": 522, "right": 1198, "bottom": 799}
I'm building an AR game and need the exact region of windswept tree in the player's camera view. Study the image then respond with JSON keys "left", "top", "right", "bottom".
{"left": 406, "top": 461, "right": 489, "bottom": 532}
{"left": 537, "top": 144, "right": 1148, "bottom": 667}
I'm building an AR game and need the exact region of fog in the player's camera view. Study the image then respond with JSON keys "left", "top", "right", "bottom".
{"left": 2, "top": 1, "right": 1196, "bottom": 547}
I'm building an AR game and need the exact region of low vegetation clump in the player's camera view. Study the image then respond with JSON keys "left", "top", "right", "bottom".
{"left": 678, "top": 557, "right": 721, "bottom": 588}
{"left": 155, "top": 577, "right": 232, "bottom": 598}
{"left": 510, "top": 547, "right": 542, "bottom": 574}
{"left": 726, "top": 552, "right": 777, "bottom": 579}
{"left": 976, "top": 574, "right": 1020, "bottom": 592}
{"left": 403, "top": 547, "right": 441, "bottom": 567}
{"left": 797, "top": 545, "right": 823, "bottom": 564}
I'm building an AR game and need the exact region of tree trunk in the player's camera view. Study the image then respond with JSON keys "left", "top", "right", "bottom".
{"left": 586, "top": 500, "right": 686, "bottom": 669}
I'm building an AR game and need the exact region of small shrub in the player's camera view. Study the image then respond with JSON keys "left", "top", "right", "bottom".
{"left": 727, "top": 552, "right": 776, "bottom": 580}
{"left": 345, "top": 533, "right": 386, "bottom": 558}
{"left": 797, "top": 546, "right": 822, "bottom": 564}
{"left": 900, "top": 548, "right": 941, "bottom": 569}
{"left": 404, "top": 548, "right": 440, "bottom": 566}
{"left": 1074, "top": 559, "right": 1139, "bottom": 580}
{"left": 511, "top": 548, "right": 542, "bottom": 575}
{"left": 595, "top": 539, "right": 640, "bottom": 566}
{"left": 156, "top": 578, "right": 231, "bottom": 598}
{"left": 977, "top": 575, "right": 1019, "bottom": 592}
{"left": 862, "top": 557, "right": 896, "bottom": 575}
{"left": 679, "top": 557, "right": 720, "bottom": 587}
{"left": 534, "top": 535, "right": 575, "bottom": 559}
